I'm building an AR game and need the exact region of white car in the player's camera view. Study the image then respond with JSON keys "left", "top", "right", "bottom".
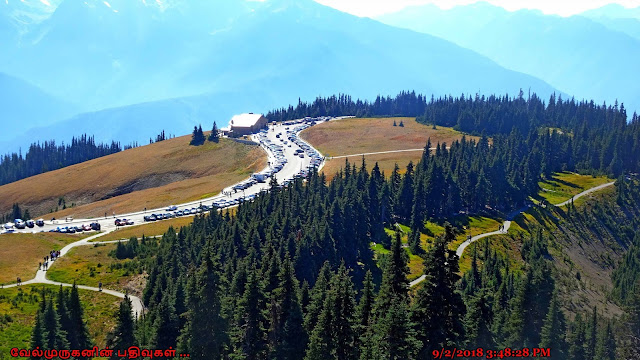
{"left": 4, "top": 222, "right": 14, "bottom": 230}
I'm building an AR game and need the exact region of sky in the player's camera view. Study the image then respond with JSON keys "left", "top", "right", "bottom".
{"left": 315, "top": 0, "right": 640, "bottom": 18}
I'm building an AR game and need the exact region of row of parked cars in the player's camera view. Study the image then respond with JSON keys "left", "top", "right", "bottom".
{"left": 143, "top": 205, "right": 213, "bottom": 222}
{"left": 256, "top": 130, "right": 288, "bottom": 181}
{"left": 286, "top": 124, "right": 324, "bottom": 173}
{"left": 2, "top": 218, "right": 48, "bottom": 233}
{"left": 49, "top": 222, "right": 101, "bottom": 233}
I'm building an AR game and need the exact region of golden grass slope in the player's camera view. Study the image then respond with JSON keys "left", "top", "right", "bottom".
{"left": 0, "top": 233, "right": 89, "bottom": 285}
{"left": 0, "top": 135, "right": 266, "bottom": 219}
{"left": 301, "top": 117, "right": 476, "bottom": 157}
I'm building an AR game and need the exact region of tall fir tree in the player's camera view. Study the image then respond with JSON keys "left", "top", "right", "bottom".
{"left": 209, "top": 122, "right": 220, "bottom": 143}
{"left": 411, "top": 224, "right": 465, "bottom": 357}
{"left": 107, "top": 295, "right": 136, "bottom": 360}
{"left": 178, "top": 254, "right": 228, "bottom": 360}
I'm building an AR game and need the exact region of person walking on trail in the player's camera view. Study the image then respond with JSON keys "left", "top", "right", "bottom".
{"left": 39, "top": 262, "right": 42, "bottom": 270}
{"left": 98, "top": 282, "right": 103, "bottom": 291}
{"left": 17, "top": 277, "right": 21, "bottom": 286}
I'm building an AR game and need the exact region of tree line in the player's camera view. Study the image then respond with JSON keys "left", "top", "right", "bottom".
{"left": 0, "top": 134, "right": 124, "bottom": 186}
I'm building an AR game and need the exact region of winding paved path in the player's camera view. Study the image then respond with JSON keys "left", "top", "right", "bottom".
{"left": 328, "top": 148, "right": 426, "bottom": 159}
{"left": 409, "top": 181, "right": 616, "bottom": 288}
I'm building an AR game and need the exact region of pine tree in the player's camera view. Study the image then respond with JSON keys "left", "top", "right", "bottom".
{"left": 464, "top": 289, "right": 495, "bottom": 349}
{"left": 375, "top": 231, "right": 409, "bottom": 312}
{"left": 178, "top": 254, "right": 228, "bottom": 360}
{"left": 411, "top": 224, "right": 465, "bottom": 357}
{"left": 268, "top": 255, "right": 306, "bottom": 360}
{"left": 55, "top": 286, "right": 73, "bottom": 349}
{"left": 67, "top": 282, "right": 91, "bottom": 351}
{"left": 305, "top": 263, "right": 356, "bottom": 360}
{"left": 621, "top": 281, "right": 640, "bottom": 360}
{"left": 30, "top": 300, "right": 46, "bottom": 360}
{"left": 231, "top": 269, "right": 268, "bottom": 360}
{"left": 209, "top": 122, "right": 220, "bottom": 143}
{"left": 594, "top": 321, "right": 616, "bottom": 360}
{"left": 370, "top": 298, "right": 420, "bottom": 360}
{"left": 43, "top": 297, "right": 68, "bottom": 350}
{"left": 539, "top": 290, "right": 567, "bottom": 357}
{"left": 190, "top": 125, "right": 206, "bottom": 146}
{"left": 151, "top": 294, "right": 179, "bottom": 353}
{"left": 107, "top": 295, "right": 136, "bottom": 360}
{"left": 567, "top": 313, "right": 586, "bottom": 360}
{"left": 585, "top": 307, "right": 597, "bottom": 360}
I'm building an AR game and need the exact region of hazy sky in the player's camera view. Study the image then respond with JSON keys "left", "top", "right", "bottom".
{"left": 315, "top": 0, "right": 640, "bottom": 17}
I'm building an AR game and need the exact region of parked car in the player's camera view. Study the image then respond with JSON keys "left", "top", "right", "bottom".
{"left": 25, "top": 220, "right": 35, "bottom": 228}
{"left": 36, "top": 219, "right": 45, "bottom": 227}
{"left": 90, "top": 222, "right": 101, "bottom": 231}
{"left": 4, "top": 222, "right": 14, "bottom": 230}
{"left": 166, "top": 205, "right": 178, "bottom": 211}
{"left": 82, "top": 224, "right": 93, "bottom": 231}
{"left": 14, "top": 219, "right": 26, "bottom": 229}
{"left": 144, "top": 215, "right": 156, "bottom": 222}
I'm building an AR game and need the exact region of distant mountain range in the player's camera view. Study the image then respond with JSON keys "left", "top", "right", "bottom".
{"left": 0, "top": 72, "right": 77, "bottom": 144}
{"left": 0, "top": 0, "right": 567, "bottom": 152}
{"left": 377, "top": 2, "right": 640, "bottom": 116}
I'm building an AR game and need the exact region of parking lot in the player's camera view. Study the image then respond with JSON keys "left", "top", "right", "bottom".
{"left": 2, "top": 117, "right": 332, "bottom": 235}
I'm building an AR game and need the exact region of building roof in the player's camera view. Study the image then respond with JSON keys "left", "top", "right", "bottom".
{"left": 230, "top": 113, "right": 264, "bottom": 128}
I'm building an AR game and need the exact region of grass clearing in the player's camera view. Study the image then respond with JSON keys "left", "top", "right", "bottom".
{"left": 0, "top": 284, "right": 119, "bottom": 355}
{"left": 47, "top": 243, "right": 142, "bottom": 296}
{"left": 302, "top": 117, "right": 477, "bottom": 157}
{"left": 0, "top": 136, "right": 266, "bottom": 219}
{"left": 447, "top": 215, "right": 504, "bottom": 251}
{"left": 538, "top": 172, "right": 612, "bottom": 205}
{"left": 0, "top": 233, "right": 90, "bottom": 285}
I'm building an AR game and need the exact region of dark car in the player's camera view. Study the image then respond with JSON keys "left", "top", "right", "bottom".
{"left": 90, "top": 222, "right": 101, "bottom": 231}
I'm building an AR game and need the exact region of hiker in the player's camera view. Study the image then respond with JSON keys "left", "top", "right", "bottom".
{"left": 98, "top": 282, "right": 103, "bottom": 291}
{"left": 17, "top": 277, "right": 21, "bottom": 286}
{"left": 39, "top": 262, "right": 41, "bottom": 270}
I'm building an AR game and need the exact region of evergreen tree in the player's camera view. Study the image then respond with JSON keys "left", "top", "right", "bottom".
{"left": 411, "top": 224, "right": 465, "bottom": 357}
{"left": 30, "top": 302, "right": 45, "bottom": 360}
{"left": 305, "top": 263, "right": 356, "bottom": 360}
{"left": 594, "top": 321, "right": 616, "bottom": 360}
{"left": 585, "top": 307, "right": 597, "bottom": 360}
{"left": 209, "top": 122, "right": 220, "bottom": 143}
{"left": 67, "top": 282, "right": 91, "bottom": 351}
{"left": 539, "top": 290, "right": 567, "bottom": 357}
{"left": 567, "top": 313, "right": 586, "bottom": 360}
{"left": 107, "top": 295, "right": 136, "bottom": 360}
{"left": 621, "top": 281, "right": 640, "bottom": 360}
{"left": 178, "top": 254, "right": 228, "bottom": 360}
{"left": 231, "top": 269, "right": 268, "bottom": 360}
{"left": 151, "top": 294, "right": 179, "bottom": 355}
{"left": 268, "top": 255, "right": 306, "bottom": 360}
{"left": 190, "top": 125, "right": 206, "bottom": 146}
{"left": 43, "top": 297, "right": 68, "bottom": 350}
{"left": 370, "top": 298, "right": 420, "bottom": 360}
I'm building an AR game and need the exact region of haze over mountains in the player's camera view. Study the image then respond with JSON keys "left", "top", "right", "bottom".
{"left": 377, "top": 2, "right": 640, "bottom": 117}
{"left": 2, "top": 0, "right": 633, "bottom": 152}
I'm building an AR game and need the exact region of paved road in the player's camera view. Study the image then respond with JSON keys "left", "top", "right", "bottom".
{"left": 410, "top": 181, "right": 616, "bottom": 288}
{"left": 5, "top": 120, "right": 327, "bottom": 236}
{"left": 555, "top": 182, "right": 615, "bottom": 207}
{"left": 328, "top": 148, "right": 427, "bottom": 159}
